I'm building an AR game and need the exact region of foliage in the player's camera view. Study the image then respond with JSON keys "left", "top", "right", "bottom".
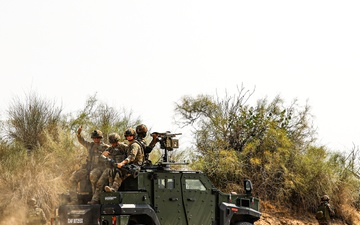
{"left": 69, "top": 93, "right": 141, "bottom": 142}
{"left": 175, "top": 86, "right": 360, "bottom": 221}
{"left": 191, "top": 148, "right": 244, "bottom": 192}
{"left": 175, "top": 86, "right": 315, "bottom": 155}
{"left": 0, "top": 127, "right": 78, "bottom": 224}
{"left": 3, "top": 92, "right": 62, "bottom": 152}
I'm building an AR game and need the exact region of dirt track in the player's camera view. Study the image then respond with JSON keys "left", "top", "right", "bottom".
{"left": 255, "top": 211, "right": 345, "bottom": 225}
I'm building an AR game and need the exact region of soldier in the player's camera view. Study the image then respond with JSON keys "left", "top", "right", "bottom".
{"left": 68, "top": 126, "right": 109, "bottom": 204}
{"left": 88, "top": 133, "right": 127, "bottom": 204}
{"left": 135, "top": 124, "right": 159, "bottom": 164}
{"left": 26, "top": 197, "right": 47, "bottom": 225}
{"left": 104, "top": 128, "right": 144, "bottom": 192}
{"left": 316, "top": 195, "right": 335, "bottom": 225}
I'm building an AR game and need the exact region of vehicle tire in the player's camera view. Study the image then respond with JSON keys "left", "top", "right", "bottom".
{"left": 234, "top": 222, "right": 253, "bottom": 225}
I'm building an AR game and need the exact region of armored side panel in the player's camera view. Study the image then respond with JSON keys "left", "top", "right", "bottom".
{"left": 101, "top": 192, "right": 122, "bottom": 204}
{"left": 119, "top": 172, "right": 147, "bottom": 191}
{"left": 181, "top": 172, "right": 217, "bottom": 225}
{"left": 153, "top": 171, "right": 187, "bottom": 225}
{"left": 101, "top": 191, "right": 151, "bottom": 205}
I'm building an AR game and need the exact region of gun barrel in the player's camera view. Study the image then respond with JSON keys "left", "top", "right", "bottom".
{"left": 152, "top": 132, "right": 182, "bottom": 136}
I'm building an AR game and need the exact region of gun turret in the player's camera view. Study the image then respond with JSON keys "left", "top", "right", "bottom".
{"left": 152, "top": 131, "right": 182, "bottom": 151}
{"left": 151, "top": 132, "right": 186, "bottom": 167}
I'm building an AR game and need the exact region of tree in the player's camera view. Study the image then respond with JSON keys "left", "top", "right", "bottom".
{"left": 3, "top": 92, "right": 62, "bottom": 152}
{"left": 175, "top": 86, "right": 315, "bottom": 155}
{"left": 69, "top": 93, "right": 141, "bottom": 141}
{"left": 175, "top": 86, "right": 319, "bottom": 203}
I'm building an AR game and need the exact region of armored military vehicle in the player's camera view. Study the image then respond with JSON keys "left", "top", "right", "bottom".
{"left": 51, "top": 132, "right": 261, "bottom": 225}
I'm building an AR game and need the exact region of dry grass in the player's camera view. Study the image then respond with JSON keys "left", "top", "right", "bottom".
{"left": 0, "top": 129, "right": 83, "bottom": 224}
{"left": 337, "top": 204, "right": 360, "bottom": 225}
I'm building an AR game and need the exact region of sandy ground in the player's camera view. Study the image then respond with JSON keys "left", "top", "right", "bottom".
{"left": 255, "top": 211, "right": 345, "bottom": 225}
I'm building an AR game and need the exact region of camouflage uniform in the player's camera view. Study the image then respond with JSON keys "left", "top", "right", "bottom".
{"left": 69, "top": 129, "right": 109, "bottom": 203}
{"left": 105, "top": 128, "right": 145, "bottom": 192}
{"left": 126, "top": 140, "right": 145, "bottom": 166}
{"left": 89, "top": 140, "right": 127, "bottom": 203}
{"left": 135, "top": 124, "right": 158, "bottom": 164}
{"left": 26, "top": 198, "right": 47, "bottom": 225}
{"left": 316, "top": 195, "right": 335, "bottom": 225}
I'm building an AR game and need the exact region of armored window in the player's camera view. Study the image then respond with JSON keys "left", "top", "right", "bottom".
{"left": 158, "top": 179, "right": 166, "bottom": 189}
{"left": 158, "top": 178, "right": 175, "bottom": 189}
{"left": 185, "top": 179, "right": 206, "bottom": 191}
{"left": 167, "top": 178, "right": 174, "bottom": 189}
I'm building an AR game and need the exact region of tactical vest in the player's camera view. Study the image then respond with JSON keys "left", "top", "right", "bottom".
{"left": 316, "top": 202, "right": 330, "bottom": 221}
{"left": 130, "top": 140, "right": 145, "bottom": 166}
{"left": 112, "top": 151, "right": 126, "bottom": 163}
{"left": 110, "top": 145, "right": 128, "bottom": 164}
{"left": 89, "top": 142, "right": 107, "bottom": 170}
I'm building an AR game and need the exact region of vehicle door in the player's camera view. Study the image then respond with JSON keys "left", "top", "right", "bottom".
{"left": 181, "top": 173, "right": 217, "bottom": 225}
{"left": 153, "top": 172, "right": 187, "bottom": 225}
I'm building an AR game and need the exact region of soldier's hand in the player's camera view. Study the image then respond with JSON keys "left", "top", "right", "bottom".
{"left": 102, "top": 151, "right": 110, "bottom": 156}
{"left": 77, "top": 126, "right": 82, "bottom": 135}
{"left": 151, "top": 133, "right": 159, "bottom": 141}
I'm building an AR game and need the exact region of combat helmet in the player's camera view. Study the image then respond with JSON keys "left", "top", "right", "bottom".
{"left": 136, "top": 124, "right": 148, "bottom": 138}
{"left": 321, "top": 195, "right": 330, "bottom": 201}
{"left": 124, "top": 128, "right": 136, "bottom": 138}
{"left": 27, "top": 197, "right": 37, "bottom": 206}
{"left": 91, "top": 130, "right": 103, "bottom": 139}
{"left": 109, "top": 133, "right": 121, "bottom": 143}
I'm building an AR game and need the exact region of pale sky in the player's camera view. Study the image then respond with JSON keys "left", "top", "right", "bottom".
{"left": 0, "top": 1, "right": 359, "bottom": 152}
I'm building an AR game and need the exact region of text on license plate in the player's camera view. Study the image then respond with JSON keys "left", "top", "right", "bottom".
{"left": 68, "top": 218, "right": 84, "bottom": 223}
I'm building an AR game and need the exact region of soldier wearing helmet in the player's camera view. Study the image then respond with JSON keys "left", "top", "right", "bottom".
{"left": 122, "top": 127, "right": 144, "bottom": 167}
{"left": 69, "top": 126, "right": 109, "bottom": 204}
{"left": 135, "top": 124, "right": 159, "bottom": 164}
{"left": 316, "top": 194, "right": 335, "bottom": 224}
{"left": 104, "top": 127, "right": 144, "bottom": 192}
{"left": 88, "top": 133, "right": 128, "bottom": 204}
{"left": 26, "top": 197, "right": 47, "bottom": 225}
{"left": 321, "top": 195, "right": 330, "bottom": 202}
{"left": 135, "top": 124, "right": 148, "bottom": 139}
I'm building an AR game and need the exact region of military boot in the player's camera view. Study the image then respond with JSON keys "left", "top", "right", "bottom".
{"left": 104, "top": 186, "right": 116, "bottom": 192}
